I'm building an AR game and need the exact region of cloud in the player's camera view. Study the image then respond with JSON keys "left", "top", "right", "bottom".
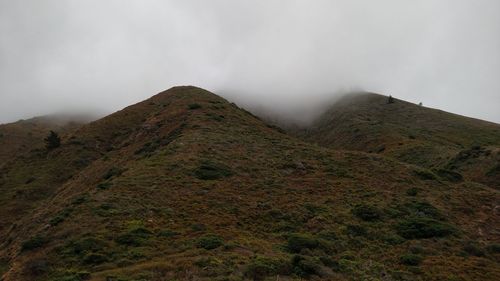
{"left": 0, "top": 0, "right": 499, "bottom": 124}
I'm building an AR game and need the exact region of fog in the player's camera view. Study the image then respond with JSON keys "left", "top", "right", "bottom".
{"left": 1, "top": 0, "right": 499, "bottom": 124}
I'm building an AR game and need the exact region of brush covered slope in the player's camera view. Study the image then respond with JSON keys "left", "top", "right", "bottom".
{"left": 0, "top": 115, "right": 92, "bottom": 168}
{"left": 0, "top": 87, "right": 499, "bottom": 281}
{"left": 298, "top": 93, "right": 500, "bottom": 189}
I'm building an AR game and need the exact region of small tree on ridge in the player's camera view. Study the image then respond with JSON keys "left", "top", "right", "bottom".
{"left": 387, "top": 95, "right": 395, "bottom": 104}
{"left": 44, "top": 131, "right": 61, "bottom": 150}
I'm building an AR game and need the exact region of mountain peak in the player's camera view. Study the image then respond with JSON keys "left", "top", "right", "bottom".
{"left": 151, "top": 85, "right": 221, "bottom": 103}
{"left": 1, "top": 87, "right": 499, "bottom": 281}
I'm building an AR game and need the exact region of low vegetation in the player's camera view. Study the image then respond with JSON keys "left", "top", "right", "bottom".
{"left": 0, "top": 87, "right": 498, "bottom": 280}
{"left": 49, "top": 208, "right": 73, "bottom": 226}
{"left": 21, "top": 235, "right": 47, "bottom": 251}
{"left": 244, "top": 256, "right": 290, "bottom": 281}
{"left": 352, "top": 204, "right": 382, "bottom": 221}
{"left": 188, "top": 103, "right": 202, "bottom": 110}
{"left": 291, "top": 255, "right": 322, "bottom": 277}
{"left": 197, "top": 234, "right": 224, "bottom": 250}
{"left": 286, "top": 233, "right": 320, "bottom": 253}
{"left": 115, "top": 225, "right": 153, "bottom": 246}
{"left": 400, "top": 253, "right": 423, "bottom": 266}
{"left": 193, "top": 161, "right": 233, "bottom": 180}
{"left": 396, "top": 217, "right": 455, "bottom": 239}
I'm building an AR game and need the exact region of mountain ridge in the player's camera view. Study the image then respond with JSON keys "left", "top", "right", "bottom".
{"left": 294, "top": 92, "right": 500, "bottom": 189}
{"left": 0, "top": 86, "right": 499, "bottom": 281}
{"left": 0, "top": 114, "right": 96, "bottom": 169}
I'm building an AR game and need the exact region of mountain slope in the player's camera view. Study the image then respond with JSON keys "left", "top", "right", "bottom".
{"left": 0, "top": 114, "right": 94, "bottom": 168}
{"left": 0, "top": 87, "right": 499, "bottom": 281}
{"left": 297, "top": 93, "right": 500, "bottom": 189}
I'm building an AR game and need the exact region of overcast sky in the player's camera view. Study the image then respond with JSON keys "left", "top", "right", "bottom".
{"left": 1, "top": 0, "right": 499, "bottom": 124}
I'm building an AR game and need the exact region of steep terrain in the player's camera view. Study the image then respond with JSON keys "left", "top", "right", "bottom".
{"left": 0, "top": 115, "right": 94, "bottom": 168}
{"left": 0, "top": 87, "right": 499, "bottom": 281}
{"left": 297, "top": 93, "right": 500, "bottom": 189}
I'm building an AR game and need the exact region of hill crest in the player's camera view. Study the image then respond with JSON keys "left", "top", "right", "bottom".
{"left": 295, "top": 92, "right": 500, "bottom": 188}
{"left": 0, "top": 87, "right": 499, "bottom": 281}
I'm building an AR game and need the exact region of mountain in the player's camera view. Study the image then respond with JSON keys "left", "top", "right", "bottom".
{"left": 0, "top": 114, "right": 95, "bottom": 168}
{"left": 0, "top": 87, "right": 499, "bottom": 281}
{"left": 296, "top": 93, "right": 500, "bottom": 189}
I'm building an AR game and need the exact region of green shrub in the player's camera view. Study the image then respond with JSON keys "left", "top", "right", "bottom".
{"left": 50, "top": 270, "right": 91, "bottom": 281}
{"left": 352, "top": 204, "right": 382, "bottom": 221}
{"left": 49, "top": 215, "right": 66, "bottom": 226}
{"left": 463, "top": 242, "right": 485, "bottom": 257}
{"left": 317, "top": 231, "right": 337, "bottom": 241}
{"left": 93, "top": 203, "right": 118, "bottom": 217}
{"left": 197, "top": 234, "right": 224, "bottom": 250}
{"left": 407, "top": 201, "right": 444, "bottom": 220}
{"left": 400, "top": 253, "right": 423, "bottom": 266}
{"left": 134, "top": 141, "right": 160, "bottom": 156}
{"left": 383, "top": 234, "right": 405, "bottom": 245}
{"left": 194, "top": 161, "right": 233, "bottom": 180}
{"left": 193, "top": 257, "right": 219, "bottom": 268}
{"left": 345, "top": 224, "right": 367, "bottom": 237}
{"left": 103, "top": 167, "right": 125, "bottom": 180}
{"left": 115, "top": 233, "right": 143, "bottom": 246}
{"left": 394, "top": 200, "right": 444, "bottom": 220}
{"left": 286, "top": 234, "right": 319, "bottom": 253}
{"left": 96, "top": 182, "right": 112, "bottom": 190}
{"left": 25, "top": 177, "right": 36, "bottom": 184}
{"left": 188, "top": 103, "right": 202, "bottom": 110}
{"left": 115, "top": 227, "right": 152, "bottom": 246}
{"left": 191, "top": 223, "right": 207, "bottom": 232}
{"left": 128, "top": 249, "right": 146, "bottom": 260}
{"left": 435, "top": 169, "right": 463, "bottom": 182}
{"left": 134, "top": 126, "right": 184, "bottom": 156}
{"left": 338, "top": 258, "right": 358, "bottom": 273}
{"left": 319, "top": 256, "right": 340, "bottom": 271}
{"left": 206, "top": 113, "right": 225, "bottom": 122}
{"left": 396, "top": 217, "right": 455, "bottom": 239}
{"left": 409, "top": 245, "right": 426, "bottom": 255}
{"left": 83, "top": 253, "right": 108, "bottom": 265}
{"left": 339, "top": 252, "right": 355, "bottom": 261}
{"left": 65, "top": 237, "right": 107, "bottom": 256}
{"left": 157, "top": 229, "right": 179, "bottom": 238}
{"left": 244, "top": 256, "right": 290, "bottom": 281}
{"left": 486, "top": 243, "right": 500, "bottom": 254}
{"left": 414, "top": 169, "right": 438, "bottom": 181}
{"left": 22, "top": 235, "right": 47, "bottom": 251}
{"left": 486, "top": 163, "right": 500, "bottom": 176}
{"left": 49, "top": 208, "right": 73, "bottom": 226}
{"left": 304, "top": 203, "right": 327, "bottom": 216}
{"left": 75, "top": 271, "right": 91, "bottom": 280}
{"left": 71, "top": 196, "right": 87, "bottom": 205}
{"left": 406, "top": 188, "right": 419, "bottom": 196}
{"left": 291, "top": 255, "right": 321, "bottom": 277}
{"left": 25, "top": 258, "right": 49, "bottom": 275}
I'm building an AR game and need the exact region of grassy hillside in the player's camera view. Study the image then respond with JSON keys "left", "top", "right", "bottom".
{"left": 296, "top": 93, "right": 500, "bottom": 189}
{"left": 0, "top": 87, "right": 499, "bottom": 281}
{"left": 0, "top": 114, "right": 94, "bottom": 168}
